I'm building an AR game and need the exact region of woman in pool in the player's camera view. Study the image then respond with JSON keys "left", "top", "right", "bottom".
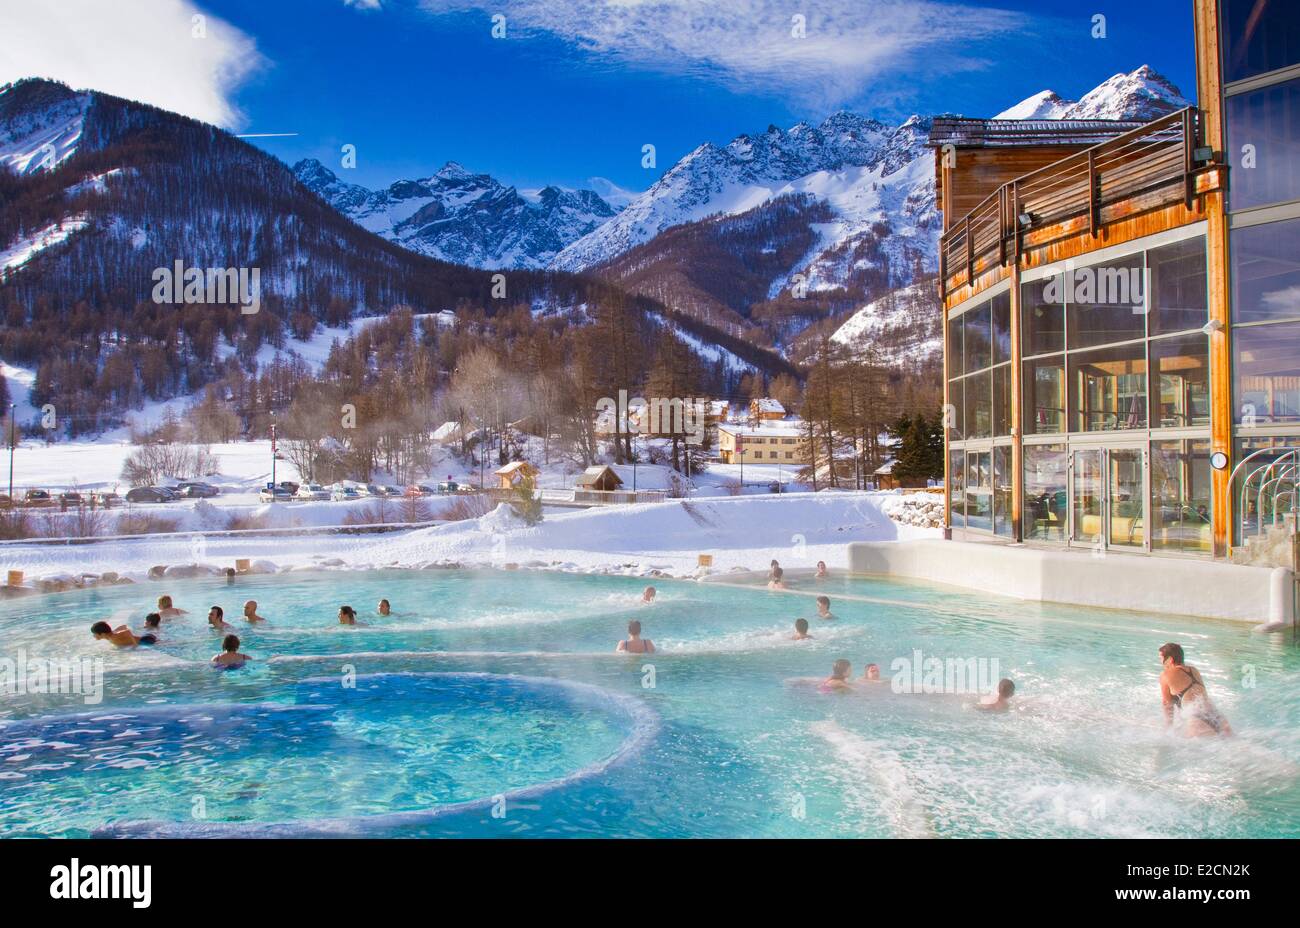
{"left": 1159, "top": 643, "right": 1232, "bottom": 737}
{"left": 91, "top": 621, "right": 155, "bottom": 648}
{"left": 616, "top": 619, "right": 654, "bottom": 654}
{"left": 820, "top": 659, "right": 853, "bottom": 692}
{"left": 641, "top": 586, "right": 656, "bottom": 604}
{"left": 768, "top": 566, "right": 787, "bottom": 590}
{"left": 815, "top": 596, "right": 835, "bottom": 621}
{"left": 815, "top": 561, "right": 828, "bottom": 579}
{"left": 157, "top": 595, "right": 186, "bottom": 619}
{"left": 791, "top": 618, "right": 812, "bottom": 640}
{"left": 142, "top": 613, "right": 162, "bottom": 638}
{"left": 377, "top": 599, "right": 392, "bottom": 616}
{"left": 339, "top": 605, "right": 365, "bottom": 627}
{"left": 212, "top": 634, "right": 252, "bottom": 669}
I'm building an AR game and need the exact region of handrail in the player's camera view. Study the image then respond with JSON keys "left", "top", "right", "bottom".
{"left": 939, "top": 107, "right": 1212, "bottom": 297}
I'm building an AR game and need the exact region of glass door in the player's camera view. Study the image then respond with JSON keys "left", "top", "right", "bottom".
{"left": 1071, "top": 448, "right": 1104, "bottom": 546}
{"left": 1107, "top": 445, "right": 1147, "bottom": 549}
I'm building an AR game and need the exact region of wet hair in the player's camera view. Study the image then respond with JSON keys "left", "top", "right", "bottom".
{"left": 643, "top": 586, "right": 655, "bottom": 597}
{"left": 339, "top": 605, "right": 357, "bottom": 619}
{"left": 816, "top": 595, "right": 830, "bottom": 609}
{"left": 1159, "top": 642, "right": 1184, "bottom": 665}
{"left": 209, "top": 605, "right": 224, "bottom": 619}
{"left": 91, "top": 621, "right": 112, "bottom": 635}
{"left": 139, "top": 634, "right": 157, "bottom": 646}
{"left": 379, "top": 599, "right": 390, "bottom": 608}
{"left": 627, "top": 619, "right": 642, "bottom": 636}
{"left": 222, "top": 634, "right": 240, "bottom": 652}
{"left": 771, "top": 566, "right": 784, "bottom": 580}
{"left": 770, "top": 560, "right": 780, "bottom": 568}
{"left": 144, "top": 612, "right": 161, "bottom": 628}
{"left": 817, "top": 561, "right": 826, "bottom": 569}
{"left": 831, "top": 659, "right": 851, "bottom": 680}
{"left": 998, "top": 678, "right": 1015, "bottom": 698}
{"left": 865, "top": 663, "right": 880, "bottom": 677}
{"left": 794, "top": 618, "right": 809, "bottom": 634}
{"left": 158, "top": 595, "right": 173, "bottom": 609}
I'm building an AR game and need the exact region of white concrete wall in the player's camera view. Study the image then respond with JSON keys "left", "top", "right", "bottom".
{"left": 847, "top": 539, "right": 1294, "bottom": 625}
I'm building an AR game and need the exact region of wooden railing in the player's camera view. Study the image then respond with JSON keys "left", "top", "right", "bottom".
{"left": 939, "top": 108, "right": 1215, "bottom": 298}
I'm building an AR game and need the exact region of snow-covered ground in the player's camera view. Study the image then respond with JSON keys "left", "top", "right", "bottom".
{"left": 0, "top": 490, "right": 935, "bottom": 586}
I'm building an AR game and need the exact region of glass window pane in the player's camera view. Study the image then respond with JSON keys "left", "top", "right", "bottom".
{"left": 1023, "top": 444, "right": 1067, "bottom": 543}
{"left": 948, "top": 447, "right": 965, "bottom": 528}
{"left": 946, "top": 311, "right": 963, "bottom": 376}
{"left": 1233, "top": 436, "right": 1296, "bottom": 545}
{"left": 991, "top": 291, "right": 1012, "bottom": 365}
{"left": 965, "top": 451, "right": 992, "bottom": 532}
{"left": 993, "top": 445, "right": 1013, "bottom": 537}
{"left": 1152, "top": 439, "right": 1212, "bottom": 555}
{"left": 1222, "top": 0, "right": 1300, "bottom": 82}
{"left": 1226, "top": 77, "right": 1300, "bottom": 211}
{"left": 1067, "top": 254, "right": 1146, "bottom": 348}
{"left": 993, "top": 364, "right": 1012, "bottom": 436}
{"left": 1152, "top": 333, "right": 1210, "bottom": 428}
{"left": 1023, "top": 356, "right": 1065, "bottom": 435}
{"left": 1149, "top": 237, "right": 1208, "bottom": 335}
{"left": 1108, "top": 448, "right": 1145, "bottom": 549}
{"left": 947, "top": 378, "right": 964, "bottom": 439}
{"left": 965, "top": 370, "right": 992, "bottom": 439}
{"left": 1070, "top": 341, "right": 1148, "bottom": 431}
{"left": 963, "top": 301, "right": 991, "bottom": 372}
{"left": 1021, "top": 277, "right": 1064, "bottom": 356}
{"left": 1234, "top": 320, "right": 1300, "bottom": 424}
{"left": 1231, "top": 219, "right": 1300, "bottom": 325}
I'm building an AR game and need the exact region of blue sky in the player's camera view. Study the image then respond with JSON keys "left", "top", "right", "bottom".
{"left": 4, "top": 0, "right": 1198, "bottom": 196}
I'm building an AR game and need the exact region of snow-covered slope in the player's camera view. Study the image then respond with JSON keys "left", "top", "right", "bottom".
{"left": 0, "top": 80, "right": 89, "bottom": 175}
{"left": 829, "top": 281, "right": 941, "bottom": 367}
{"left": 996, "top": 65, "right": 1189, "bottom": 121}
{"left": 294, "top": 158, "right": 620, "bottom": 270}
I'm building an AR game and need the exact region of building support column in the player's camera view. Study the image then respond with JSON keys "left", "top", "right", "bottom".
{"left": 1206, "top": 190, "right": 1233, "bottom": 558}
{"left": 1009, "top": 264, "right": 1023, "bottom": 540}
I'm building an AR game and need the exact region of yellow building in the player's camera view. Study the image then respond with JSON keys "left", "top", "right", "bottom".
{"left": 717, "top": 422, "right": 810, "bottom": 465}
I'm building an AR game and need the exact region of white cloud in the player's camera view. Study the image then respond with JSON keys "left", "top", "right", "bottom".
{"left": 418, "top": 0, "right": 1027, "bottom": 107}
{"left": 0, "top": 0, "right": 266, "bottom": 128}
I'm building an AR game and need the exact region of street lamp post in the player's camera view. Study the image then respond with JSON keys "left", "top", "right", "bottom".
{"left": 7, "top": 403, "right": 15, "bottom": 506}
{"left": 269, "top": 415, "right": 277, "bottom": 502}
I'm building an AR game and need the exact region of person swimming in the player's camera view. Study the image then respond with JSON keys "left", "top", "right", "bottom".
{"left": 339, "top": 605, "right": 364, "bottom": 626}
{"left": 975, "top": 678, "right": 1015, "bottom": 712}
{"left": 242, "top": 600, "right": 266, "bottom": 623}
{"left": 820, "top": 659, "right": 853, "bottom": 692}
{"left": 791, "top": 617, "right": 813, "bottom": 640}
{"left": 815, "top": 561, "right": 828, "bottom": 579}
{"left": 1159, "top": 642, "right": 1232, "bottom": 737}
{"left": 212, "top": 633, "right": 252, "bottom": 669}
{"left": 142, "top": 613, "right": 162, "bottom": 637}
{"left": 157, "top": 595, "right": 186, "bottom": 619}
{"left": 207, "top": 605, "right": 232, "bottom": 631}
{"left": 641, "top": 586, "right": 656, "bottom": 604}
{"left": 768, "top": 565, "right": 787, "bottom": 590}
{"left": 616, "top": 619, "right": 654, "bottom": 653}
{"left": 377, "top": 599, "right": 391, "bottom": 616}
{"left": 91, "top": 621, "right": 155, "bottom": 648}
{"left": 861, "top": 663, "right": 884, "bottom": 683}
{"left": 815, "top": 596, "right": 835, "bottom": 621}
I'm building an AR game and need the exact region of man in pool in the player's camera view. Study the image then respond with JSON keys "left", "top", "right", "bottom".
{"left": 815, "top": 561, "right": 828, "bottom": 580}
{"left": 339, "top": 605, "right": 364, "bottom": 626}
{"left": 157, "top": 595, "right": 186, "bottom": 619}
{"left": 377, "top": 599, "right": 392, "bottom": 616}
{"left": 641, "top": 586, "right": 656, "bottom": 604}
{"left": 861, "top": 663, "right": 884, "bottom": 683}
{"left": 815, "top": 596, "right": 836, "bottom": 621}
{"left": 142, "top": 613, "right": 162, "bottom": 638}
{"left": 1159, "top": 642, "right": 1232, "bottom": 737}
{"left": 207, "top": 605, "right": 232, "bottom": 631}
{"left": 791, "top": 618, "right": 813, "bottom": 640}
{"left": 616, "top": 619, "right": 654, "bottom": 653}
{"left": 975, "top": 678, "right": 1015, "bottom": 712}
{"left": 243, "top": 600, "right": 267, "bottom": 623}
{"left": 820, "top": 659, "right": 853, "bottom": 692}
{"left": 212, "top": 634, "right": 253, "bottom": 669}
{"left": 91, "top": 621, "right": 156, "bottom": 648}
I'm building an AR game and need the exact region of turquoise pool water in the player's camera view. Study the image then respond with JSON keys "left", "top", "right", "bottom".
{"left": 1, "top": 568, "right": 1298, "bottom": 837}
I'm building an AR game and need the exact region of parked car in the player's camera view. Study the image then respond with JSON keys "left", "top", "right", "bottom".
{"left": 94, "top": 491, "right": 120, "bottom": 507}
{"left": 126, "top": 486, "right": 174, "bottom": 503}
{"left": 363, "top": 484, "right": 386, "bottom": 497}
{"left": 331, "top": 485, "right": 361, "bottom": 501}
{"left": 436, "top": 481, "right": 461, "bottom": 495}
{"left": 258, "top": 486, "right": 294, "bottom": 503}
{"left": 24, "top": 489, "right": 51, "bottom": 504}
{"left": 412, "top": 484, "right": 436, "bottom": 496}
{"left": 58, "top": 491, "right": 83, "bottom": 505}
{"left": 383, "top": 486, "right": 403, "bottom": 498}
{"left": 296, "top": 483, "right": 330, "bottom": 501}
{"left": 174, "top": 481, "right": 220, "bottom": 498}
{"left": 277, "top": 481, "right": 300, "bottom": 495}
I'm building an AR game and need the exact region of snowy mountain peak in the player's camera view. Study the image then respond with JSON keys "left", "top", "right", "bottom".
{"left": 0, "top": 79, "right": 91, "bottom": 176}
{"left": 994, "top": 65, "right": 1188, "bottom": 122}
{"left": 293, "top": 157, "right": 620, "bottom": 270}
